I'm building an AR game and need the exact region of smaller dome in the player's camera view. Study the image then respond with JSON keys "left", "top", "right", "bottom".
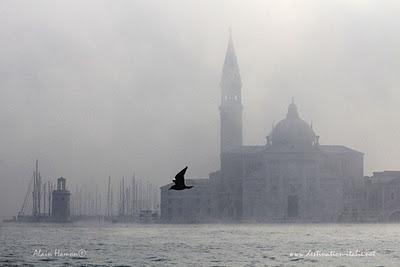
{"left": 270, "top": 102, "right": 316, "bottom": 146}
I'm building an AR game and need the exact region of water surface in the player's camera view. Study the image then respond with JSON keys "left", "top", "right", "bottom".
{"left": 0, "top": 223, "right": 398, "bottom": 266}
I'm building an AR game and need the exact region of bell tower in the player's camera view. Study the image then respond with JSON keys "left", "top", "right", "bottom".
{"left": 219, "top": 31, "right": 243, "bottom": 154}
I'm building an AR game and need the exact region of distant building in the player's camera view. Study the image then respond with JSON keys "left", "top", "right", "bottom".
{"left": 160, "top": 179, "right": 214, "bottom": 223}
{"left": 364, "top": 171, "right": 400, "bottom": 222}
{"left": 160, "top": 33, "right": 366, "bottom": 223}
{"left": 237, "top": 104, "right": 364, "bottom": 222}
{"left": 216, "top": 98, "right": 364, "bottom": 222}
{"left": 51, "top": 177, "right": 70, "bottom": 222}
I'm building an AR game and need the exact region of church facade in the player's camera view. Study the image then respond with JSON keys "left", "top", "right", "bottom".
{"left": 220, "top": 102, "right": 364, "bottom": 222}
{"left": 160, "top": 34, "right": 365, "bottom": 223}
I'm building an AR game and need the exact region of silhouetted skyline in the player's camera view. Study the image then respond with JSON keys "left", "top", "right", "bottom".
{"left": 2, "top": 1, "right": 400, "bottom": 219}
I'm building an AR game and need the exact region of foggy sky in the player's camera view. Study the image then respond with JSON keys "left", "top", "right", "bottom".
{"left": 1, "top": 0, "right": 400, "bottom": 218}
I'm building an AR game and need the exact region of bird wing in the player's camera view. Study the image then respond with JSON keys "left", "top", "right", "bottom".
{"left": 173, "top": 166, "right": 188, "bottom": 186}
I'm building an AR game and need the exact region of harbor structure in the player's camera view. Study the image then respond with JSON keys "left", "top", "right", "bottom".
{"left": 363, "top": 171, "right": 400, "bottom": 222}
{"left": 51, "top": 177, "right": 71, "bottom": 222}
{"left": 10, "top": 160, "right": 159, "bottom": 223}
{"left": 16, "top": 160, "right": 53, "bottom": 222}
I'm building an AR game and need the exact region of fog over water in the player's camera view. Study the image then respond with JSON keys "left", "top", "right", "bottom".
{"left": 1, "top": 0, "right": 400, "bottom": 219}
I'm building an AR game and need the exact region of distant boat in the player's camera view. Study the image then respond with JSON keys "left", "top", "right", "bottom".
{"left": 2, "top": 216, "right": 16, "bottom": 223}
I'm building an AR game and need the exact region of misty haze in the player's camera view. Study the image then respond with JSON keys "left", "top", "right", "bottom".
{"left": 1, "top": 1, "right": 400, "bottom": 266}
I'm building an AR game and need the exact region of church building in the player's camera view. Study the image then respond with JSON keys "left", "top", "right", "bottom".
{"left": 160, "top": 33, "right": 365, "bottom": 223}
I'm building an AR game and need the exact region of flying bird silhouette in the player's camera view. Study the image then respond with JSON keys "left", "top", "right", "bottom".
{"left": 169, "top": 166, "right": 193, "bottom": 190}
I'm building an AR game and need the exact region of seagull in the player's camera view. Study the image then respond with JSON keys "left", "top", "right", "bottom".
{"left": 169, "top": 166, "right": 193, "bottom": 190}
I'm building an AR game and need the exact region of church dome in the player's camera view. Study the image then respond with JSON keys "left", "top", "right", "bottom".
{"left": 270, "top": 102, "right": 316, "bottom": 146}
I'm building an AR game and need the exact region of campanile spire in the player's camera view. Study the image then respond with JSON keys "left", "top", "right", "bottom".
{"left": 220, "top": 30, "right": 242, "bottom": 103}
{"left": 219, "top": 30, "right": 243, "bottom": 154}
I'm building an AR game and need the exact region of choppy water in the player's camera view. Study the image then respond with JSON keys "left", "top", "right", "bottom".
{"left": 0, "top": 223, "right": 399, "bottom": 266}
